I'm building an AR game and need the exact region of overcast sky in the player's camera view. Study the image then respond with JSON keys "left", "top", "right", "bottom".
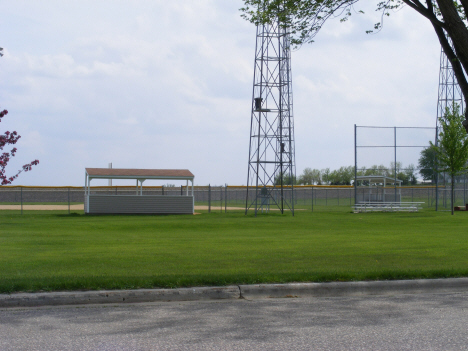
{"left": 0, "top": 1, "right": 441, "bottom": 186}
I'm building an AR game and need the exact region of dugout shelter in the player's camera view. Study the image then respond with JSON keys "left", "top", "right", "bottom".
{"left": 84, "top": 168, "right": 194, "bottom": 214}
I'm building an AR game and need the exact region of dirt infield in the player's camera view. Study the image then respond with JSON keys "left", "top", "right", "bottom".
{"left": 0, "top": 204, "right": 85, "bottom": 211}
{"left": 0, "top": 205, "right": 291, "bottom": 212}
{"left": 194, "top": 206, "right": 244, "bottom": 211}
{"left": 0, "top": 204, "right": 244, "bottom": 211}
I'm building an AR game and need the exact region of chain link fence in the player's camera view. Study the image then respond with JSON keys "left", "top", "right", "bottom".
{"left": 2, "top": 185, "right": 464, "bottom": 213}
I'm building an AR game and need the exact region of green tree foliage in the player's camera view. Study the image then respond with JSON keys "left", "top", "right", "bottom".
{"left": 274, "top": 172, "right": 297, "bottom": 185}
{"left": 329, "top": 166, "right": 354, "bottom": 185}
{"left": 321, "top": 168, "right": 330, "bottom": 185}
{"left": 301, "top": 163, "right": 418, "bottom": 186}
{"left": 395, "top": 163, "right": 418, "bottom": 185}
{"left": 355, "top": 163, "right": 416, "bottom": 185}
{"left": 298, "top": 167, "right": 321, "bottom": 185}
{"left": 418, "top": 143, "right": 438, "bottom": 183}
{"left": 361, "top": 164, "right": 389, "bottom": 177}
{"left": 433, "top": 105, "right": 468, "bottom": 214}
{"left": 406, "top": 164, "right": 418, "bottom": 185}
{"left": 240, "top": 0, "right": 468, "bottom": 130}
{"left": 389, "top": 161, "right": 416, "bottom": 185}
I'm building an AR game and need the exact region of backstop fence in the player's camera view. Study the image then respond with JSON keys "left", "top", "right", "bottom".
{"left": 353, "top": 125, "right": 468, "bottom": 211}
{"left": 1, "top": 184, "right": 464, "bottom": 213}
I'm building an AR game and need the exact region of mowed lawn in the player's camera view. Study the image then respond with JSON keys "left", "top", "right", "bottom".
{"left": 1, "top": 209, "right": 467, "bottom": 293}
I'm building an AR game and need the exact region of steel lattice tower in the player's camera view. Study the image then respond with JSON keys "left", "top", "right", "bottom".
{"left": 436, "top": 42, "right": 464, "bottom": 125}
{"left": 245, "top": 14, "right": 295, "bottom": 215}
{"left": 435, "top": 37, "right": 466, "bottom": 210}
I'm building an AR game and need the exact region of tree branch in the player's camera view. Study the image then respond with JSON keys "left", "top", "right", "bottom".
{"left": 401, "top": 0, "right": 446, "bottom": 28}
{"left": 460, "top": 0, "right": 468, "bottom": 20}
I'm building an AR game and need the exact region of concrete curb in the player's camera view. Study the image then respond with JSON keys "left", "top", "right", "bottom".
{"left": 1, "top": 278, "right": 468, "bottom": 308}
{"left": 239, "top": 278, "right": 468, "bottom": 299}
{"left": 0, "top": 286, "right": 240, "bottom": 308}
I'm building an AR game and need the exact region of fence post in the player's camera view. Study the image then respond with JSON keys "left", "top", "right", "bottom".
{"left": 338, "top": 188, "right": 340, "bottom": 206}
{"left": 311, "top": 187, "right": 314, "bottom": 212}
{"left": 225, "top": 184, "right": 227, "bottom": 213}
{"left": 21, "top": 187, "right": 23, "bottom": 215}
{"left": 325, "top": 188, "right": 328, "bottom": 206}
{"left": 444, "top": 187, "right": 446, "bottom": 208}
{"left": 208, "top": 184, "right": 211, "bottom": 213}
{"left": 162, "top": 185, "right": 164, "bottom": 196}
{"left": 68, "top": 187, "right": 70, "bottom": 214}
{"left": 464, "top": 174, "right": 467, "bottom": 206}
{"left": 181, "top": 185, "right": 183, "bottom": 196}
{"left": 454, "top": 182, "right": 458, "bottom": 207}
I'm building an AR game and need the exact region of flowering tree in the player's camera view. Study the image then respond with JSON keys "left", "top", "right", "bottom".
{"left": 0, "top": 109, "right": 39, "bottom": 185}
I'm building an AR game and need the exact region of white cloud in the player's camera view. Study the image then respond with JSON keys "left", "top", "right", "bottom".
{"left": 0, "top": 1, "right": 444, "bottom": 185}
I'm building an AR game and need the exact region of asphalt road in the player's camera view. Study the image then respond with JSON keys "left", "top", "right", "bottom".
{"left": 1, "top": 291, "right": 468, "bottom": 350}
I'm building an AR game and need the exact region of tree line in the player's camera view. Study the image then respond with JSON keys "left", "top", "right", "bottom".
{"left": 292, "top": 163, "right": 418, "bottom": 186}
{"left": 291, "top": 141, "right": 464, "bottom": 187}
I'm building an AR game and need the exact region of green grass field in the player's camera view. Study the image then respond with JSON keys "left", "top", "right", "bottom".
{"left": 1, "top": 208, "right": 467, "bottom": 293}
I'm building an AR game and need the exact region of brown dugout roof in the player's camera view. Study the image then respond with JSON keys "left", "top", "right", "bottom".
{"left": 85, "top": 168, "right": 194, "bottom": 180}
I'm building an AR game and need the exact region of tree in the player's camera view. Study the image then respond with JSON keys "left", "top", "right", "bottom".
{"left": 321, "top": 167, "right": 330, "bottom": 184}
{"left": 241, "top": 0, "right": 468, "bottom": 132}
{"left": 390, "top": 161, "right": 415, "bottom": 185}
{"left": 390, "top": 161, "right": 403, "bottom": 177}
{"left": 433, "top": 105, "right": 468, "bottom": 214}
{"left": 395, "top": 168, "right": 414, "bottom": 185}
{"left": 329, "top": 166, "right": 354, "bottom": 185}
{"left": 0, "top": 109, "right": 39, "bottom": 185}
{"left": 274, "top": 172, "right": 297, "bottom": 185}
{"left": 364, "top": 164, "right": 389, "bottom": 177}
{"left": 298, "top": 167, "right": 321, "bottom": 184}
{"left": 418, "top": 142, "right": 438, "bottom": 183}
{"left": 404, "top": 164, "right": 418, "bottom": 185}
